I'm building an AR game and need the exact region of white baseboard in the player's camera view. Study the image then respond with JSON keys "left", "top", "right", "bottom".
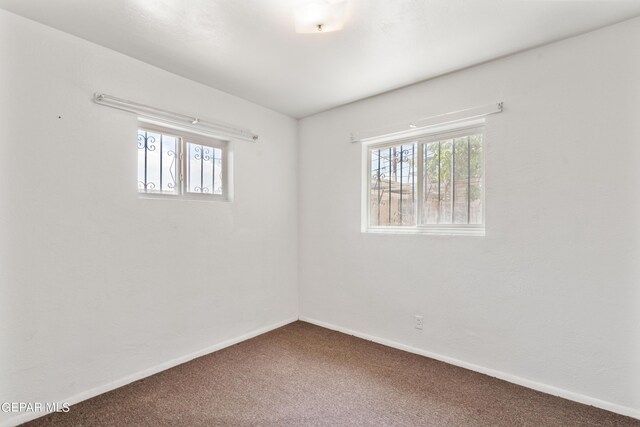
{"left": 299, "top": 316, "right": 640, "bottom": 421}
{"left": 3, "top": 317, "right": 298, "bottom": 427}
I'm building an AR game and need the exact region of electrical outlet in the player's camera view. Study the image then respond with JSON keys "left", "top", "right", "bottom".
{"left": 414, "top": 315, "right": 423, "bottom": 330}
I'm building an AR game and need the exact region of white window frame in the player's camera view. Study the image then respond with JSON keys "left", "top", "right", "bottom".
{"left": 361, "top": 120, "right": 485, "bottom": 236}
{"left": 138, "top": 122, "right": 231, "bottom": 202}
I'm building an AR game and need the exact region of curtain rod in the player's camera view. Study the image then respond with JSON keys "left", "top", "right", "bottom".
{"left": 351, "top": 102, "right": 503, "bottom": 144}
{"left": 93, "top": 93, "right": 259, "bottom": 142}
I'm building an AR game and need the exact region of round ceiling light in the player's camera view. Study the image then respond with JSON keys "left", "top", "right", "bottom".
{"left": 294, "top": 0, "right": 348, "bottom": 34}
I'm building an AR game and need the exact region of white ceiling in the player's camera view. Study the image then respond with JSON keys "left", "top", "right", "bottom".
{"left": 2, "top": 0, "right": 640, "bottom": 118}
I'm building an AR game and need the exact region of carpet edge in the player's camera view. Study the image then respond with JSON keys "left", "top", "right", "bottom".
{"left": 298, "top": 316, "right": 640, "bottom": 421}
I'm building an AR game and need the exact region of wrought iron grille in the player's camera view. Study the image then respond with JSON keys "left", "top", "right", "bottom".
{"left": 186, "top": 143, "right": 223, "bottom": 195}
{"left": 368, "top": 132, "right": 483, "bottom": 228}
{"left": 370, "top": 143, "right": 417, "bottom": 226}
{"left": 137, "top": 128, "right": 226, "bottom": 198}
{"left": 423, "top": 134, "right": 483, "bottom": 225}
{"left": 137, "top": 129, "right": 177, "bottom": 194}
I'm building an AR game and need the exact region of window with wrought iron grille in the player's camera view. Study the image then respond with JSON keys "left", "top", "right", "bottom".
{"left": 364, "top": 125, "right": 484, "bottom": 235}
{"left": 137, "top": 125, "right": 228, "bottom": 199}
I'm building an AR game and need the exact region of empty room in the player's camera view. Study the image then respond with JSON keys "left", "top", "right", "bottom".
{"left": 1, "top": 0, "right": 639, "bottom": 426}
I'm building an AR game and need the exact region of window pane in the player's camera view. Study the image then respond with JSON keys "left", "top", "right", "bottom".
{"left": 423, "top": 141, "right": 440, "bottom": 224}
{"left": 424, "top": 140, "right": 454, "bottom": 225}
{"left": 369, "top": 143, "right": 417, "bottom": 226}
{"left": 438, "top": 140, "right": 453, "bottom": 224}
{"left": 423, "top": 133, "right": 483, "bottom": 226}
{"left": 186, "top": 142, "right": 222, "bottom": 195}
{"left": 213, "top": 148, "right": 223, "bottom": 195}
{"left": 160, "top": 136, "right": 177, "bottom": 192}
{"left": 469, "top": 134, "right": 483, "bottom": 224}
{"left": 453, "top": 137, "right": 469, "bottom": 224}
{"left": 137, "top": 129, "right": 178, "bottom": 195}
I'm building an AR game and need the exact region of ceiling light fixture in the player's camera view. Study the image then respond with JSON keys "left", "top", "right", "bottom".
{"left": 294, "top": 0, "right": 348, "bottom": 34}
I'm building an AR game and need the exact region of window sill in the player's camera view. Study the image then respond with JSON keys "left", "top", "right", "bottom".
{"left": 363, "top": 226, "right": 485, "bottom": 236}
{"left": 138, "top": 193, "right": 229, "bottom": 202}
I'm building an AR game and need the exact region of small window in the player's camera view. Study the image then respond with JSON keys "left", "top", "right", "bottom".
{"left": 365, "top": 126, "right": 484, "bottom": 235}
{"left": 137, "top": 125, "right": 228, "bottom": 200}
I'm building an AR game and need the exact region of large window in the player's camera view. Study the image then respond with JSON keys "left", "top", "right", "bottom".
{"left": 137, "top": 125, "right": 228, "bottom": 200}
{"left": 364, "top": 126, "right": 484, "bottom": 235}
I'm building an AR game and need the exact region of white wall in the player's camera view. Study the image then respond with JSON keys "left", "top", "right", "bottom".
{"left": 299, "top": 18, "right": 640, "bottom": 416}
{"left": 0, "top": 9, "right": 298, "bottom": 425}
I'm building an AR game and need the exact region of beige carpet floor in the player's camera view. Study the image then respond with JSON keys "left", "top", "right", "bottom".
{"left": 25, "top": 321, "right": 639, "bottom": 426}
